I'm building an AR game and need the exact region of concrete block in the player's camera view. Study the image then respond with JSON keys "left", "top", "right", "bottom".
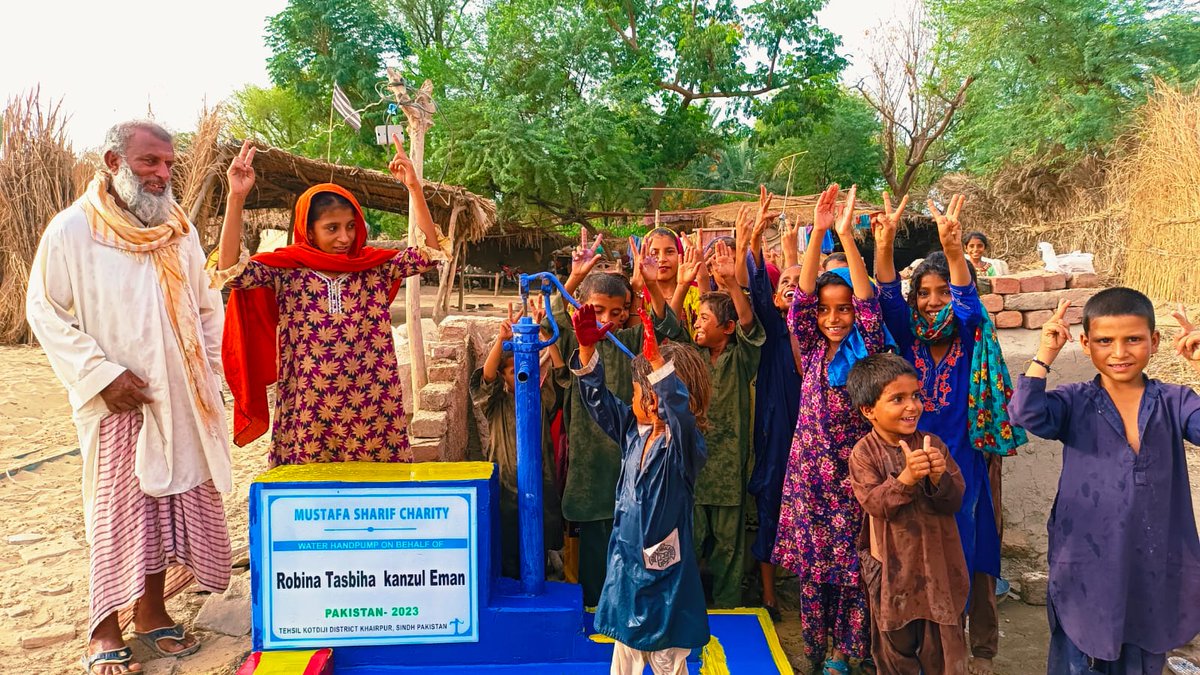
{"left": 428, "top": 361, "right": 463, "bottom": 386}
{"left": 1019, "top": 274, "right": 1047, "bottom": 293}
{"left": 410, "top": 436, "right": 447, "bottom": 463}
{"left": 991, "top": 276, "right": 1022, "bottom": 295}
{"left": 1021, "top": 571, "right": 1049, "bottom": 606}
{"left": 1067, "top": 272, "right": 1100, "bottom": 289}
{"left": 195, "top": 575, "right": 251, "bottom": 637}
{"left": 1065, "top": 306, "right": 1084, "bottom": 326}
{"left": 419, "top": 382, "right": 458, "bottom": 412}
{"left": 409, "top": 409, "right": 448, "bottom": 438}
{"left": 1003, "top": 288, "right": 1102, "bottom": 312}
{"left": 995, "top": 311, "right": 1023, "bottom": 329}
{"left": 1022, "top": 310, "right": 1054, "bottom": 330}
{"left": 437, "top": 319, "right": 471, "bottom": 341}
{"left": 430, "top": 341, "right": 465, "bottom": 362}
{"left": 1042, "top": 273, "right": 1068, "bottom": 290}
{"left": 980, "top": 294, "right": 1004, "bottom": 313}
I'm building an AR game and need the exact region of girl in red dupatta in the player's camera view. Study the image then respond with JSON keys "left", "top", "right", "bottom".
{"left": 213, "top": 138, "right": 445, "bottom": 465}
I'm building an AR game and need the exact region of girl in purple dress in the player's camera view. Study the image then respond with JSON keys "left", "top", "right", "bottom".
{"left": 772, "top": 184, "right": 886, "bottom": 675}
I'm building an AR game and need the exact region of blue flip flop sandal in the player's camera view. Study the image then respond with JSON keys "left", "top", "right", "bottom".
{"left": 81, "top": 646, "right": 135, "bottom": 674}
{"left": 132, "top": 623, "right": 200, "bottom": 658}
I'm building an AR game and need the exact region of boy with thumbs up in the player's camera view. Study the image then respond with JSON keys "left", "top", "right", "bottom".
{"left": 846, "top": 352, "right": 970, "bottom": 674}
{"left": 1010, "top": 289, "right": 1200, "bottom": 674}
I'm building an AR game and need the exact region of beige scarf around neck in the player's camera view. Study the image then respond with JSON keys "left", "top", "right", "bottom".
{"left": 80, "top": 173, "right": 222, "bottom": 433}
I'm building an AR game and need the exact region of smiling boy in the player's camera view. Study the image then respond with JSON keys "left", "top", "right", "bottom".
{"left": 1010, "top": 289, "right": 1200, "bottom": 674}
{"left": 847, "top": 352, "right": 969, "bottom": 674}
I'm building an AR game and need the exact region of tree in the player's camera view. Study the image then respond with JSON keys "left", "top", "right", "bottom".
{"left": 928, "top": 0, "right": 1200, "bottom": 171}
{"left": 588, "top": 0, "right": 847, "bottom": 207}
{"left": 266, "top": 0, "right": 410, "bottom": 103}
{"left": 759, "top": 93, "right": 884, "bottom": 198}
{"left": 856, "top": 1, "right": 972, "bottom": 198}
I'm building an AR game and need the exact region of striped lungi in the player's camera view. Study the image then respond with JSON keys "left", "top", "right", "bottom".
{"left": 89, "top": 411, "right": 231, "bottom": 638}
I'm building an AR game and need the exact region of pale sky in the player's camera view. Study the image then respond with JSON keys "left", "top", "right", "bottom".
{"left": 0, "top": 0, "right": 911, "bottom": 150}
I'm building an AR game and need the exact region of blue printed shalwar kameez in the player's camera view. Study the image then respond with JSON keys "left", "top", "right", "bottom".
{"left": 745, "top": 253, "right": 800, "bottom": 564}
{"left": 571, "top": 350, "right": 711, "bottom": 656}
{"left": 878, "top": 279, "right": 1001, "bottom": 582}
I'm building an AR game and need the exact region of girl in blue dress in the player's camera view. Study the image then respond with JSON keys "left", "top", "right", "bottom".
{"left": 873, "top": 194, "right": 1027, "bottom": 674}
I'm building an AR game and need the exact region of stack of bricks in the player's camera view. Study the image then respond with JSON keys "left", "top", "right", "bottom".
{"left": 979, "top": 271, "right": 1102, "bottom": 330}
{"left": 406, "top": 319, "right": 481, "bottom": 463}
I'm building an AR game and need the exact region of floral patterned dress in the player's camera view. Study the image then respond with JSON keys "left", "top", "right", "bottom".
{"left": 772, "top": 288, "right": 884, "bottom": 661}
{"left": 226, "top": 248, "right": 432, "bottom": 466}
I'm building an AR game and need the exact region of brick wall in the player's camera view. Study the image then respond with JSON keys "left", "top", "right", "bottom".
{"left": 980, "top": 271, "right": 1101, "bottom": 330}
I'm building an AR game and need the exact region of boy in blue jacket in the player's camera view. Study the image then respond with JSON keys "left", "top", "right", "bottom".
{"left": 570, "top": 303, "right": 713, "bottom": 674}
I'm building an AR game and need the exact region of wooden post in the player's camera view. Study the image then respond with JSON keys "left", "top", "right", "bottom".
{"left": 433, "top": 203, "right": 464, "bottom": 323}
{"left": 389, "top": 70, "right": 436, "bottom": 407}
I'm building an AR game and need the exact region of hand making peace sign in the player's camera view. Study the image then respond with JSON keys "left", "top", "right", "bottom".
{"left": 388, "top": 134, "right": 420, "bottom": 187}
{"left": 929, "top": 194, "right": 967, "bottom": 253}
{"left": 873, "top": 191, "right": 909, "bottom": 250}
{"left": 226, "top": 140, "right": 257, "bottom": 200}
{"left": 832, "top": 184, "right": 859, "bottom": 242}
{"left": 1172, "top": 304, "right": 1200, "bottom": 363}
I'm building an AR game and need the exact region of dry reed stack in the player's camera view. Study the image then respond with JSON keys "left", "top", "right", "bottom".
{"left": 0, "top": 91, "right": 79, "bottom": 345}
{"left": 1109, "top": 84, "right": 1200, "bottom": 303}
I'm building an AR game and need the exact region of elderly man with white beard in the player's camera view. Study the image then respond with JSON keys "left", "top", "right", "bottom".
{"left": 26, "top": 120, "right": 232, "bottom": 675}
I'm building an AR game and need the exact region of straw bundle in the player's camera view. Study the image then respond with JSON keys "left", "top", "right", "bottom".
{"left": 1109, "top": 84, "right": 1200, "bottom": 303}
{"left": 0, "top": 91, "right": 79, "bottom": 345}
{"left": 174, "top": 105, "right": 225, "bottom": 245}
{"left": 936, "top": 153, "right": 1122, "bottom": 276}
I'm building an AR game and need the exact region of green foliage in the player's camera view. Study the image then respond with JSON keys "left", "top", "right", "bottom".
{"left": 930, "top": 0, "right": 1200, "bottom": 171}
{"left": 758, "top": 93, "right": 884, "bottom": 198}
{"left": 239, "top": 0, "right": 849, "bottom": 231}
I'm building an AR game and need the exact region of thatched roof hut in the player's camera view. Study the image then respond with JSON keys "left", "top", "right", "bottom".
{"left": 646, "top": 193, "right": 933, "bottom": 231}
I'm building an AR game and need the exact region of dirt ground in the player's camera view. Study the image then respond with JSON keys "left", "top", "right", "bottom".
{"left": 2, "top": 289, "right": 1198, "bottom": 674}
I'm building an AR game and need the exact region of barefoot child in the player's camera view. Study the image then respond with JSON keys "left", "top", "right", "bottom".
{"left": 874, "top": 194, "right": 1025, "bottom": 674}
{"left": 847, "top": 353, "right": 969, "bottom": 674}
{"left": 471, "top": 303, "right": 565, "bottom": 579}
{"left": 570, "top": 304, "right": 713, "bottom": 674}
{"left": 548, "top": 239, "right": 686, "bottom": 606}
{"left": 772, "top": 184, "right": 886, "bottom": 674}
{"left": 690, "top": 236, "right": 765, "bottom": 609}
{"left": 1010, "top": 291, "right": 1200, "bottom": 674}
{"left": 213, "top": 138, "right": 447, "bottom": 462}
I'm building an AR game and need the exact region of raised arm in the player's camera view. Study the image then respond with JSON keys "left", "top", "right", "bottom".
{"left": 636, "top": 237, "right": 669, "bottom": 320}
{"left": 218, "top": 140, "right": 256, "bottom": 270}
{"left": 482, "top": 306, "right": 517, "bottom": 383}
{"left": 1009, "top": 300, "right": 1074, "bottom": 439}
{"left": 672, "top": 245, "right": 702, "bottom": 320}
{"left": 831, "top": 185, "right": 873, "bottom": 300}
{"left": 872, "top": 191, "right": 907, "bottom": 284}
{"left": 709, "top": 241, "right": 755, "bottom": 329}
{"left": 388, "top": 134, "right": 443, "bottom": 256}
{"left": 565, "top": 228, "right": 604, "bottom": 296}
{"left": 928, "top": 194, "right": 971, "bottom": 288}
{"left": 780, "top": 210, "right": 801, "bottom": 270}
{"left": 800, "top": 184, "right": 837, "bottom": 294}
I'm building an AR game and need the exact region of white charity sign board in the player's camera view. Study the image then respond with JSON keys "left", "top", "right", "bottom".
{"left": 256, "top": 486, "right": 478, "bottom": 649}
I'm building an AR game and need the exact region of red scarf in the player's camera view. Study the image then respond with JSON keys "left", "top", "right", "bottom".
{"left": 223, "top": 183, "right": 402, "bottom": 446}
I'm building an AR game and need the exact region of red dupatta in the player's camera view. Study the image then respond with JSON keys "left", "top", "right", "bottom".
{"left": 222, "top": 183, "right": 402, "bottom": 446}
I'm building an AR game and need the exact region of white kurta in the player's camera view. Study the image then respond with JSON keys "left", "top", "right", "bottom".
{"left": 25, "top": 202, "right": 232, "bottom": 540}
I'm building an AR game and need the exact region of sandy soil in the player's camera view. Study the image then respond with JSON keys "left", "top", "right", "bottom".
{"left": 2, "top": 290, "right": 1198, "bottom": 674}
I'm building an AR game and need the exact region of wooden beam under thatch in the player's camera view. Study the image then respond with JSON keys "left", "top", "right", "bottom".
{"left": 188, "top": 141, "right": 497, "bottom": 247}
{"left": 647, "top": 193, "right": 933, "bottom": 230}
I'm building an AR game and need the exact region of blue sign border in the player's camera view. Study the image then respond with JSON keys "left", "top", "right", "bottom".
{"left": 258, "top": 486, "right": 478, "bottom": 649}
